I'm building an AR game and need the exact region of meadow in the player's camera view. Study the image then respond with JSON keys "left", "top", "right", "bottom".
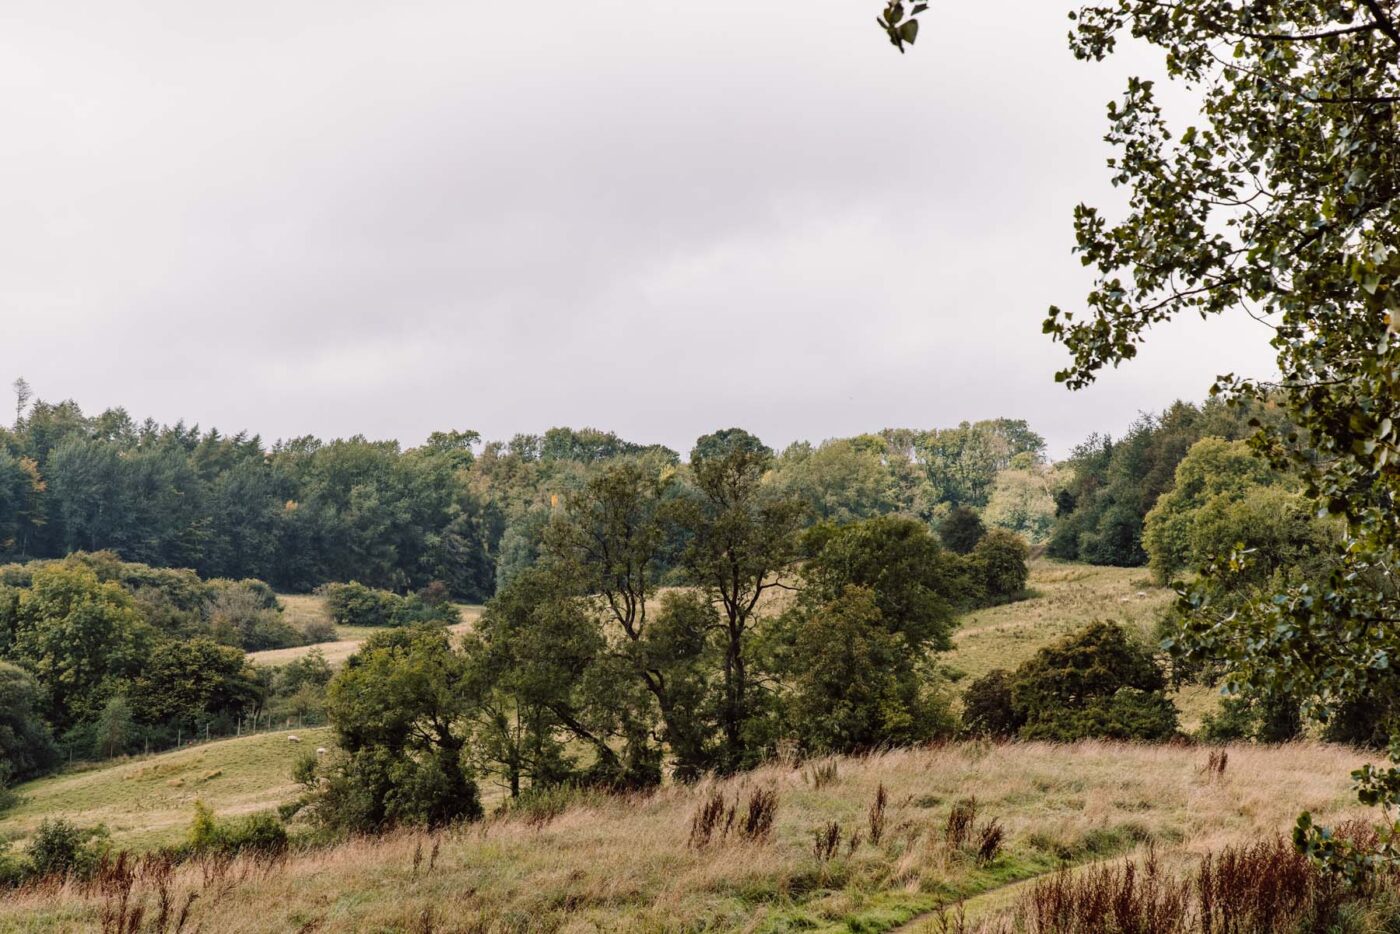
{"left": 0, "top": 741, "right": 1375, "bottom": 932}
{"left": 0, "top": 729, "right": 332, "bottom": 851}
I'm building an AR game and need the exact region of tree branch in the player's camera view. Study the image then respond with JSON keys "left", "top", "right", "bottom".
{"left": 1359, "top": 0, "right": 1400, "bottom": 47}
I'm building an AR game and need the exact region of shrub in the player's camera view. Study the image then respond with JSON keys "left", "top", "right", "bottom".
{"left": 188, "top": 800, "right": 289, "bottom": 856}
{"left": 969, "top": 529, "right": 1029, "bottom": 603}
{"left": 1314, "top": 677, "right": 1400, "bottom": 749}
{"left": 27, "top": 818, "right": 111, "bottom": 879}
{"left": 1021, "top": 688, "right": 1179, "bottom": 743}
{"left": 318, "top": 582, "right": 399, "bottom": 627}
{"left": 1007, "top": 621, "right": 1179, "bottom": 742}
{"left": 300, "top": 618, "right": 338, "bottom": 644}
{"left": 1200, "top": 691, "right": 1302, "bottom": 744}
{"left": 188, "top": 800, "right": 220, "bottom": 851}
{"left": 318, "top": 582, "right": 458, "bottom": 629}
{"left": 224, "top": 812, "right": 289, "bottom": 855}
{"left": 0, "top": 839, "right": 23, "bottom": 887}
{"left": 962, "top": 670, "right": 1025, "bottom": 737}
{"left": 276, "top": 651, "right": 334, "bottom": 694}
{"left": 390, "top": 595, "right": 459, "bottom": 628}
{"left": 206, "top": 584, "right": 301, "bottom": 651}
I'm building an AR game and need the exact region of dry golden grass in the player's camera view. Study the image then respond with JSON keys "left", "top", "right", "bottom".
{"left": 1, "top": 741, "right": 1378, "bottom": 933}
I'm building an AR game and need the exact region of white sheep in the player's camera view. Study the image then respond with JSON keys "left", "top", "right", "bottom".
{"left": 288, "top": 735, "right": 301, "bottom": 743}
{"left": 316, "top": 747, "right": 328, "bottom": 756}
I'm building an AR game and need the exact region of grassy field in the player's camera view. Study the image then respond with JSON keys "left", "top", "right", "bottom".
{"left": 947, "top": 562, "right": 1171, "bottom": 683}
{"left": 0, "top": 729, "right": 332, "bottom": 851}
{"left": 946, "top": 561, "right": 1221, "bottom": 730}
{"left": 1, "top": 741, "right": 1377, "bottom": 932}
{"left": 247, "top": 597, "right": 483, "bottom": 667}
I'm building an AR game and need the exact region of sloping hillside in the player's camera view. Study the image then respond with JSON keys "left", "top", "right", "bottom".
{"left": 0, "top": 729, "right": 331, "bottom": 850}
{"left": 1, "top": 741, "right": 1375, "bottom": 933}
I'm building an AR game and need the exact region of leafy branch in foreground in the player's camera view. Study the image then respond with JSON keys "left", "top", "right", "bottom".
{"left": 885, "top": 0, "right": 1400, "bottom": 876}
{"left": 1053, "top": 0, "right": 1398, "bottom": 877}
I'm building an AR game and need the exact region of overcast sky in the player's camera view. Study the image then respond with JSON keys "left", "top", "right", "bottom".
{"left": 0, "top": 0, "right": 1277, "bottom": 458}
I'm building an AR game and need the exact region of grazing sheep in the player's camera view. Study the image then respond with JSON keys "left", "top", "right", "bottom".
{"left": 316, "top": 747, "right": 328, "bottom": 756}
{"left": 288, "top": 735, "right": 301, "bottom": 743}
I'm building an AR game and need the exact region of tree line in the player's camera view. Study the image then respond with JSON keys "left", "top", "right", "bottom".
{"left": 0, "top": 385, "right": 1055, "bottom": 600}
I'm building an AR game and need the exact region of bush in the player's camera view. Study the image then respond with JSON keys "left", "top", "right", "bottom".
{"left": 0, "top": 839, "right": 24, "bottom": 887}
{"left": 1322, "top": 691, "right": 1397, "bottom": 749}
{"left": 970, "top": 529, "right": 1029, "bottom": 602}
{"left": 962, "top": 670, "right": 1025, "bottom": 737}
{"left": 318, "top": 581, "right": 399, "bottom": 627}
{"left": 206, "top": 584, "right": 301, "bottom": 651}
{"left": 390, "top": 595, "right": 459, "bottom": 628}
{"left": 188, "top": 800, "right": 288, "bottom": 856}
{"left": 1021, "top": 688, "right": 1179, "bottom": 742}
{"left": 1200, "top": 691, "right": 1303, "bottom": 744}
{"left": 300, "top": 617, "right": 338, "bottom": 643}
{"left": 318, "top": 582, "right": 458, "bottom": 629}
{"left": 1008, "top": 621, "right": 1179, "bottom": 742}
{"left": 26, "top": 819, "right": 111, "bottom": 879}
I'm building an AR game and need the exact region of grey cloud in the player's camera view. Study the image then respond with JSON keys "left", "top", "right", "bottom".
{"left": 0, "top": 0, "right": 1276, "bottom": 456}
